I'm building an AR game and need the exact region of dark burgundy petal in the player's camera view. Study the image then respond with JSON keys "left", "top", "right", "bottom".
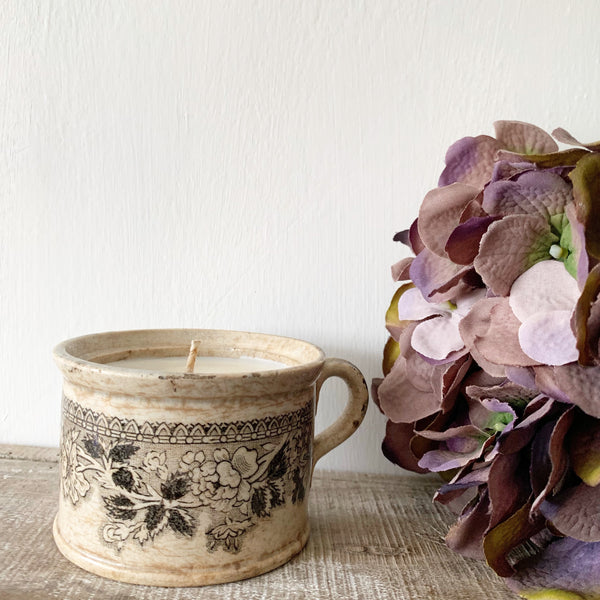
{"left": 445, "top": 490, "right": 490, "bottom": 560}
{"left": 381, "top": 420, "right": 428, "bottom": 474}
{"left": 445, "top": 216, "right": 498, "bottom": 265}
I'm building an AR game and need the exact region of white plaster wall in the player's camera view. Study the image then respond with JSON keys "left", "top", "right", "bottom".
{"left": 2, "top": 0, "right": 600, "bottom": 473}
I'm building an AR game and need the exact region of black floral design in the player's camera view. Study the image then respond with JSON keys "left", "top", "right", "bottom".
{"left": 59, "top": 397, "right": 312, "bottom": 553}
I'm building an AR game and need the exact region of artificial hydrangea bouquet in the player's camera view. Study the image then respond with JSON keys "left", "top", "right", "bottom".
{"left": 373, "top": 121, "right": 600, "bottom": 599}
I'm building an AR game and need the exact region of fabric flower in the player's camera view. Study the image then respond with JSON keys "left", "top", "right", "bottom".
{"left": 509, "top": 260, "right": 580, "bottom": 365}
{"left": 396, "top": 286, "right": 486, "bottom": 361}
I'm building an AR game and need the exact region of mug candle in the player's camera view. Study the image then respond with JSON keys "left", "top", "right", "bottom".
{"left": 53, "top": 329, "right": 368, "bottom": 587}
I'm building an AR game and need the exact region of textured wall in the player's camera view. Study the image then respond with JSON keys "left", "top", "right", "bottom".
{"left": 3, "top": 1, "right": 600, "bottom": 473}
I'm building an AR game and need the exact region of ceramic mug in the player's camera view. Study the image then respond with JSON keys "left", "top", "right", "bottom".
{"left": 53, "top": 329, "right": 368, "bottom": 586}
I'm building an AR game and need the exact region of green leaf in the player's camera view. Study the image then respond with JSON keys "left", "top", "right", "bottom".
{"left": 568, "top": 413, "right": 600, "bottom": 487}
{"left": 385, "top": 283, "right": 414, "bottom": 328}
{"left": 382, "top": 337, "right": 400, "bottom": 376}
{"left": 570, "top": 153, "right": 600, "bottom": 260}
{"left": 573, "top": 264, "right": 600, "bottom": 366}
{"left": 483, "top": 501, "right": 544, "bottom": 577}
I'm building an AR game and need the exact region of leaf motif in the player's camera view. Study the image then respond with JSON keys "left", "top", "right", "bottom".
{"left": 267, "top": 443, "right": 288, "bottom": 480}
{"left": 112, "top": 467, "right": 135, "bottom": 492}
{"left": 109, "top": 444, "right": 139, "bottom": 463}
{"left": 160, "top": 476, "right": 188, "bottom": 500}
{"left": 168, "top": 509, "right": 195, "bottom": 537}
{"left": 82, "top": 437, "right": 104, "bottom": 459}
{"left": 145, "top": 504, "right": 167, "bottom": 533}
{"left": 251, "top": 484, "right": 271, "bottom": 518}
{"left": 104, "top": 495, "right": 136, "bottom": 520}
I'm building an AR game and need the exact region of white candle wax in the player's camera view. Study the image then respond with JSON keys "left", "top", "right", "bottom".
{"left": 105, "top": 355, "right": 287, "bottom": 374}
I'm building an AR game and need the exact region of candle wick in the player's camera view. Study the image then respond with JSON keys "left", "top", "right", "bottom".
{"left": 185, "top": 340, "right": 201, "bottom": 373}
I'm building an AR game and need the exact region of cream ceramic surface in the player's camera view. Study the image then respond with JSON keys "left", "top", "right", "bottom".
{"left": 53, "top": 329, "right": 368, "bottom": 586}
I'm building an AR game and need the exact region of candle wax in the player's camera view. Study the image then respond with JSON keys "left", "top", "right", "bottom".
{"left": 105, "top": 355, "right": 287, "bottom": 374}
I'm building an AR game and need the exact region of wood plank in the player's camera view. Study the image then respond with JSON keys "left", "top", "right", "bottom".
{"left": 0, "top": 445, "right": 515, "bottom": 599}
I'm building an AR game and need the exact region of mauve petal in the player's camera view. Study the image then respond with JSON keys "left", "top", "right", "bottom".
{"left": 505, "top": 366, "right": 537, "bottom": 390}
{"left": 439, "top": 135, "right": 502, "bottom": 188}
{"left": 540, "top": 482, "right": 600, "bottom": 541}
{"left": 494, "top": 120, "right": 558, "bottom": 155}
{"left": 391, "top": 257, "right": 413, "bottom": 282}
{"left": 411, "top": 315, "right": 465, "bottom": 361}
{"left": 418, "top": 446, "right": 482, "bottom": 472}
{"left": 436, "top": 354, "right": 473, "bottom": 413}
{"left": 483, "top": 171, "right": 572, "bottom": 218}
{"left": 474, "top": 214, "right": 558, "bottom": 296}
{"left": 497, "top": 397, "right": 556, "bottom": 454}
{"left": 445, "top": 491, "right": 489, "bottom": 560}
{"left": 507, "top": 537, "right": 600, "bottom": 599}
{"left": 409, "top": 248, "right": 471, "bottom": 301}
{"left": 466, "top": 380, "right": 538, "bottom": 404}
{"left": 396, "top": 287, "right": 444, "bottom": 321}
{"left": 408, "top": 219, "right": 426, "bottom": 254}
{"left": 377, "top": 356, "right": 441, "bottom": 423}
{"left": 490, "top": 160, "right": 536, "bottom": 183}
{"left": 417, "top": 424, "right": 482, "bottom": 441}
{"left": 548, "top": 363, "right": 600, "bottom": 418}
{"left": 459, "top": 297, "right": 539, "bottom": 368}
{"left": 553, "top": 127, "right": 600, "bottom": 152}
{"left": 418, "top": 183, "right": 480, "bottom": 257}
{"left": 509, "top": 259, "right": 580, "bottom": 323}
{"left": 531, "top": 408, "right": 574, "bottom": 514}
{"left": 518, "top": 310, "right": 579, "bottom": 365}
{"left": 445, "top": 216, "right": 498, "bottom": 265}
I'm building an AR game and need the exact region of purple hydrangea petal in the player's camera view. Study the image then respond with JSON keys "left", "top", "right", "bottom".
{"left": 509, "top": 258, "right": 580, "bottom": 323}
{"left": 445, "top": 216, "right": 498, "bottom": 265}
{"left": 391, "top": 257, "right": 413, "bottom": 282}
{"left": 439, "top": 135, "right": 502, "bottom": 188}
{"left": 418, "top": 446, "right": 483, "bottom": 472}
{"left": 381, "top": 419, "right": 428, "bottom": 474}
{"left": 418, "top": 183, "right": 480, "bottom": 257}
{"left": 409, "top": 248, "right": 471, "bottom": 301}
{"left": 483, "top": 171, "right": 573, "bottom": 218}
{"left": 507, "top": 537, "right": 600, "bottom": 598}
{"left": 494, "top": 121, "right": 558, "bottom": 155}
{"left": 459, "top": 297, "right": 540, "bottom": 368}
{"left": 474, "top": 214, "right": 558, "bottom": 296}
{"left": 518, "top": 310, "right": 579, "bottom": 366}
{"left": 553, "top": 127, "right": 600, "bottom": 152}
{"left": 445, "top": 491, "right": 489, "bottom": 560}
{"left": 396, "top": 287, "right": 444, "bottom": 321}
{"left": 411, "top": 315, "right": 465, "bottom": 361}
{"left": 540, "top": 482, "right": 600, "bottom": 542}
{"left": 543, "top": 363, "right": 600, "bottom": 418}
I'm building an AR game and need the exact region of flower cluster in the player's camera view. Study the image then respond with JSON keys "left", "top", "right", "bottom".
{"left": 374, "top": 121, "right": 600, "bottom": 599}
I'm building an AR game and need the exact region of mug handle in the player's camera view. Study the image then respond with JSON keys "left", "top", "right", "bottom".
{"left": 312, "top": 358, "right": 369, "bottom": 471}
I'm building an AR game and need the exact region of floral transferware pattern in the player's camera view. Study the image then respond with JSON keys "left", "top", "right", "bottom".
{"left": 60, "top": 396, "right": 312, "bottom": 553}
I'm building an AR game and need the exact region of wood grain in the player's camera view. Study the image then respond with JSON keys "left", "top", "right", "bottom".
{"left": 0, "top": 444, "right": 516, "bottom": 599}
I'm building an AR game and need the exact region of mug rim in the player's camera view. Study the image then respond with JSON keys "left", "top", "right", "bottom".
{"left": 53, "top": 328, "right": 326, "bottom": 398}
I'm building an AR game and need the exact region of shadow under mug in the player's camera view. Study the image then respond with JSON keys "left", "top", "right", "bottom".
{"left": 53, "top": 329, "right": 369, "bottom": 586}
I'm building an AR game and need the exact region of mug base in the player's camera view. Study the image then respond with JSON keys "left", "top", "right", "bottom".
{"left": 53, "top": 515, "right": 310, "bottom": 587}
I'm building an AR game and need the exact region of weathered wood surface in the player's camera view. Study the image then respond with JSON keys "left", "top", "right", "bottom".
{"left": 0, "top": 445, "right": 515, "bottom": 600}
